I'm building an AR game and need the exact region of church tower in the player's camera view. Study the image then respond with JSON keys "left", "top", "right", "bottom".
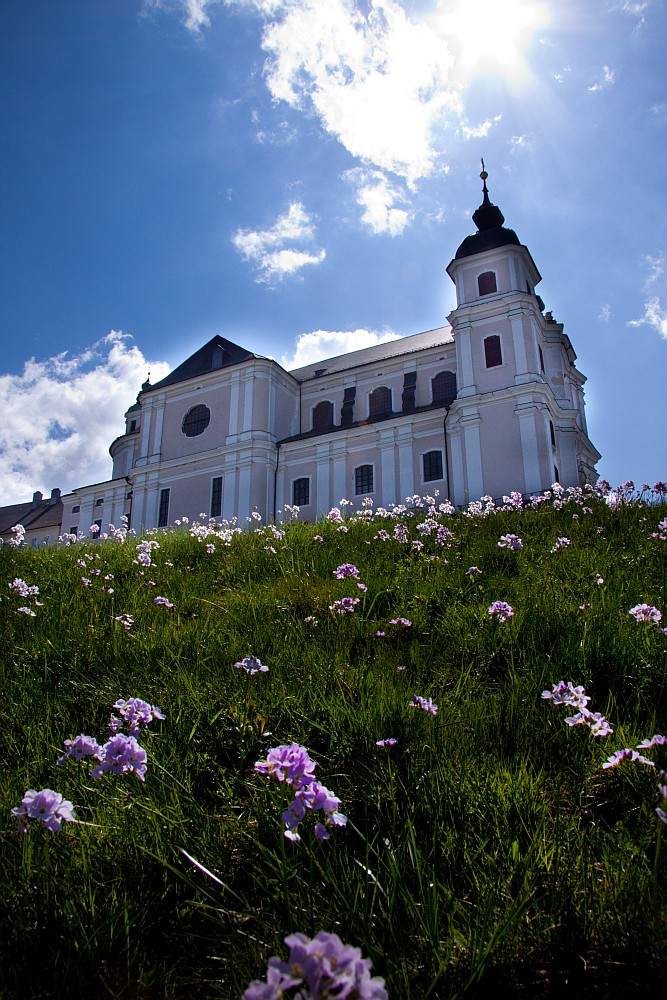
{"left": 445, "top": 164, "right": 599, "bottom": 501}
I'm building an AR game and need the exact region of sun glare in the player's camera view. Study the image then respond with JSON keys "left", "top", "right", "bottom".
{"left": 432, "top": 0, "right": 549, "bottom": 80}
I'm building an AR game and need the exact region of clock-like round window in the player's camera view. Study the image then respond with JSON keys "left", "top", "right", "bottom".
{"left": 182, "top": 404, "right": 210, "bottom": 437}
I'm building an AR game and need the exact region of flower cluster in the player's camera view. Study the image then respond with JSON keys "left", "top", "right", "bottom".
{"left": 628, "top": 603, "right": 662, "bottom": 625}
{"left": 57, "top": 696, "right": 164, "bottom": 783}
{"left": 376, "top": 738, "right": 397, "bottom": 747}
{"left": 651, "top": 517, "right": 667, "bottom": 542}
{"left": 11, "top": 789, "right": 75, "bottom": 833}
{"left": 488, "top": 601, "right": 514, "bottom": 623}
{"left": 153, "top": 595, "right": 174, "bottom": 609}
{"left": 498, "top": 534, "right": 523, "bottom": 550}
{"left": 389, "top": 617, "right": 412, "bottom": 628}
{"left": 5, "top": 524, "right": 26, "bottom": 547}
{"left": 410, "top": 694, "right": 438, "bottom": 715}
{"left": 8, "top": 577, "right": 42, "bottom": 615}
{"left": 254, "top": 743, "right": 346, "bottom": 842}
{"left": 134, "top": 538, "right": 160, "bottom": 567}
{"left": 542, "top": 681, "right": 613, "bottom": 736}
{"left": 243, "top": 931, "right": 387, "bottom": 1000}
{"left": 114, "top": 613, "right": 134, "bottom": 631}
{"left": 333, "top": 563, "right": 360, "bottom": 579}
{"left": 235, "top": 655, "right": 269, "bottom": 675}
{"left": 657, "top": 771, "right": 667, "bottom": 825}
{"left": 329, "top": 596, "right": 360, "bottom": 615}
{"left": 602, "top": 748, "right": 654, "bottom": 769}
{"left": 550, "top": 536, "right": 571, "bottom": 553}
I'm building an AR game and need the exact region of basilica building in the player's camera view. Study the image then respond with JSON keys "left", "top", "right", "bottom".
{"left": 57, "top": 174, "right": 600, "bottom": 537}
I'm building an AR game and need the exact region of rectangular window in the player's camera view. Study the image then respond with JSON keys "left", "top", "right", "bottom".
{"left": 354, "top": 465, "right": 374, "bottom": 496}
{"left": 210, "top": 477, "right": 222, "bottom": 518}
{"left": 69, "top": 526, "right": 78, "bottom": 535}
{"left": 72, "top": 505, "right": 80, "bottom": 514}
{"left": 292, "top": 477, "right": 310, "bottom": 506}
{"left": 423, "top": 450, "right": 444, "bottom": 483}
{"left": 158, "top": 488, "right": 170, "bottom": 528}
{"left": 95, "top": 497, "right": 104, "bottom": 507}
{"left": 484, "top": 335, "right": 503, "bottom": 368}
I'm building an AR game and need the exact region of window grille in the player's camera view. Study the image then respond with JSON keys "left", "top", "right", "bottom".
{"left": 423, "top": 450, "right": 443, "bottom": 482}
{"left": 431, "top": 370, "right": 457, "bottom": 407}
{"left": 354, "top": 465, "right": 374, "bottom": 495}
{"left": 182, "top": 405, "right": 210, "bottom": 437}
{"left": 158, "top": 488, "right": 170, "bottom": 528}
{"left": 210, "top": 477, "right": 222, "bottom": 518}
{"left": 292, "top": 478, "right": 310, "bottom": 506}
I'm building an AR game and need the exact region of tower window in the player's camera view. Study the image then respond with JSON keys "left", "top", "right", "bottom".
{"left": 484, "top": 335, "right": 503, "bottom": 368}
{"left": 478, "top": 271, "right": 497, "bottom": 296}
{"left": 72, "top": 505, "right": 80, "bottom": 514}
{"left": 354, "top": 465, "right": 374, "bottom": 495}
{"left": 423, "top": 450, "right": 443, "bottom": 483}
{"left": 432, "top": 370, "right": 457, "bottom": 407}
{"left": 554, "top": 465, "right": 560, "bottom": 484}
{"left": 182, "top": 404, "right": 210, "bottom": 437}
{"left": 312, "top": 400, "right": 334, "bottom": 431}
{"left": 369, "top": 386, "right": 392, "bottom": 418}
{"left": 211, "top": 477, "right": 222, "bottom": 518}
{"left": 539, "top": 345, "right": 545, "bottom": 373}
{"left": 158, "top": 488, "right": 170, "bottom": 528}
{"left": 550, "top": 420, "right": 556, "bottom": 449}
{"left": 292, "top": 477, "right": 310, "bottom": 506}
{"left": 129, "top": 419, "right": 137, "bottom": 433}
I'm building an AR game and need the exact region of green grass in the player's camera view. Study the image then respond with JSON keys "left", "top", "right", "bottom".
{"left": 1, "top": 486, "right": 666, "bottom": 998}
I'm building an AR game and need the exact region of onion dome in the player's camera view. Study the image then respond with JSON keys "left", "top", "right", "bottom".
{"left": 455, "top": 161, "right": 521, "bottom": 259}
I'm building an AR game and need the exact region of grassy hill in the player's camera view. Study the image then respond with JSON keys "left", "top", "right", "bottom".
{"left": 1, "top": 483, "right": 666, "bottom": 998}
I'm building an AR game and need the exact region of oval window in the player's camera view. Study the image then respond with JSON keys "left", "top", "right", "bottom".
{"left": 182, "top": 404, "right": 211, "bottom": 437}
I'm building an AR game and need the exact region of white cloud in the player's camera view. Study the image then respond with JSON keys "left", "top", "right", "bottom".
{"left": 598, "top": 303, "right": 611, "bottom": 323}
{"left": 458, "top": 115, "right": 502, "bottom": 139}
{"left": 0, "top": 333, "right": 171, "bottom": 506}
{"left": 588, "top": 65, "right": 615, "bottom": 92}
{"left": 281, "top": 328, "right": 402, "bottom": 369}
{"left": 232, "top": 202, "right": 326, "bottom": 283}
{"left": 255, "top": 0, "right": 460, "bottom": 185}
{"left": 143, "top": 0, "right": 223, "bottom": 32}
{"left": 627, "top": 298, "right": 667, "bottom": 339}
{"left": 345, "top": 168, "right": 411, "bottom": 235}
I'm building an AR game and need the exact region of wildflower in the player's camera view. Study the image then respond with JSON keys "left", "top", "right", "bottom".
{"left": 629, "top": 604, "right": 662, "bottom": 624}
{"left": 594, "top": 573, "right": 604, "bottom": 586}
{"left": 334, "top": 563, "right": 360, "bottom": 579}
{"left": 9, "top": 578, "right": 39, "bottom": 599}
{"left": 602, "top": 748, "right": 654, "bottom": 769}
{"left": 637, "top": 734, "right": 667, "bottom": 749}
{"left": 11, "top": 789, "right": 76, "bottom": 833}
{"left": 488, "top": 601, "right": 514, "bottom": 623}
{"left": 255, "top": 743, "right": 317, "bottom": 788}
{"left": 17, "top": 607, "right": 36, "bottom": 616}
{"left": 396, "top": 664, "right": 407, "bottom": 671}
{"left": 389, "top": 617, "right": 412, "bottom": 627}
{"left": 235, "top": 656, "right": 269, "bottom": 675}
{"left": 466, "top": 566, "right": 482, "bottom": 576}
{"left": 329, "top": 597, "right": 360, "bottom": 615}
{"left": 304, "top": 615, "right": 318, "bottom": 626}
{"left": 375, "top": 630, "right": 385, "bottom": 637}
{"left": 110, "top": 698, "right": 165, "bottom": 736}
{"left": 206, "top": 543, "right": 215, "bottom": 553}
{"left": 376, "top": 738, "right": 397, "bottom": 747}
{"left": 550, "top": 537, "right": 571, "bottom": 553}
{"left": 91, "top": 734, "right": 148, "bottom": 780}
{"left": 564, "top": 708, "right": 613, "bottom": 737}
{"left": 57, "top": 734, "right": 101, "bottom": 765}
{"left": 498, "top": 534, "right": 523, "bottom": 550}
{"left": 81, "top": 577, "right": 92, "bottom": 587}
{"left": 153, "top": 596, "right": 174, "bottom": 609}
{"left": 313, "top": 534, "right": 324, "bottom": 542}
{"left": 114, "top": 613, "right": 134, "bottom": 630}
{"left": 243, "top": 931, "right": 387, "bottom": 1000}
{"left": 410, "top": 694, "right": 438, "bottom": 715}
{"left": 579, "top": 603, "right": 591, "bottom": 611}
{"left": 541, "top": 681, "right": 591, "bottom": 709}
{"left": 357, "top": 582, "right": 368, "bottom": 592}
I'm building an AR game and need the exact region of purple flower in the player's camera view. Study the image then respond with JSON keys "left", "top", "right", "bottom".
{"left": 629, "top": 604, "right": 662, "bottom": 624}
{"left": 637, "top": 734, "right": 667, "bottom": 749}
{"left": 488, "top": 601, "right": 514, "bottom": 623}
{"left": 550, "top": 537, "right": 571, "bottom": 553}
{"left": 389, "top": 617, "right": 412, "bottom": 627}
{"left": 376, "top": 738, "right": 397, "bottom": 747}
{"left": 110, "top": 697, "right": 165, "bottom": 737}
{"left": 334, "top": 563, "right": 360, "bottom": 579}
{"left": 396, "top": 664, "right": 407, "bottom": 671}
{"left": 564, "top": 708, "right": 613, "bottom": 737}
{"left": 466, "top": 566, "right": 482, "bottom": 576}
{"left": 255, "top": 743, "right": 317, "bottom": 788}
{"left": 602, "top": 748, "right": 654, "bottom": 769}
{"left": 410, "top": 694, "right": 438, "bottom": 715}
{"left": 11, "top": 788, "right": 76, "bottom": 833}
{"left": 329, "top": 596, "right": 360, "bottom": 614}
{"left": 57, "top": 734, "right": 101, "bottom": 765}
{"left": 235, "top": 656, "right": 269, "bottom": 675}
{"left": 91, "top": 734, "right": 148, "bottom": 781}
{"left": 114, "top": 613, "right": 134, "bottom": 630}
{"left": 542, "top": 681, "right": 590, "bottom": 709}
{"left": 243, "top": 931, "right": 387, "bottom": 1000}
{"left": 153, "top": 596, "right": 174, "bottom": 609}
{"left": 498, "top": 534, "right": 523, "bottom": 550}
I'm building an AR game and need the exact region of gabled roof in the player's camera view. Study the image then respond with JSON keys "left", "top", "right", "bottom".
{"left": 289, "top": 327, "right": 454, "bottom": 381}
{"left": 145, "top": 335, "right": 259, "bottom": 392}
{"left": 0, "top": 497, "right": 63, "bottom": 537}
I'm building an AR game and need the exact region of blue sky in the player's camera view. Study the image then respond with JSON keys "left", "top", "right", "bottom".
{"left": 1, "top": 0, "right": 665, "bottom": 505}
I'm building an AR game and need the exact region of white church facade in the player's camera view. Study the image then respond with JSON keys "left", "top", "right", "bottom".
{"left": 58, "top": 175, "right": 600, "bottom": 536}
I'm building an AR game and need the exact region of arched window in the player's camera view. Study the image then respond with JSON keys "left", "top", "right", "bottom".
{"left": 423, "top": 450, "right": 443, "bottom": 483}
{"left": 478, "top": 271, "right": 497, "bottom": 296}
{"left": 182, "top": 404, "right": 211, "bottom": 437}
{"left": 369, "top": 386, "right": 392, "bottom": 418}
{"left": 484, "top": 335, "right": 503, "bottom": 368}
{"left": 292, "top": 478, "right": 310, "bottom": 506}
{"left": 431, "top": 370, "right": 457, "bottom": 407}
{"left": 354, "top": 465, "right": 374, "bottom": 495}
{"left": 312, "top": 400, "right": 334, "bottom": 431}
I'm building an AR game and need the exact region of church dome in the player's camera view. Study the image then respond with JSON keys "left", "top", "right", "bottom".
{"left": 455, "top": 164, "right": 521, "bottom": 259}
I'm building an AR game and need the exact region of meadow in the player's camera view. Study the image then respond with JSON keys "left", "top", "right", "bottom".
{"left": 1, "top": 482, "right": 666, "bottom": 999}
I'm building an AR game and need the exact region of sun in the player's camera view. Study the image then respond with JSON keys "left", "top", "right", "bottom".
{"left": 431, "top": 0, "right": 550, "bottom": 81}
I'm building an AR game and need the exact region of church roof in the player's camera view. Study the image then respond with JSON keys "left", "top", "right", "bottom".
{"left": 0, "top": 492, "right": 63, "bottom": 538}
{"left": 455, "top": 164, "right": 522, "bottom": 260}
{"left": 145, "top": 335, "right": 259, "bottom": 392}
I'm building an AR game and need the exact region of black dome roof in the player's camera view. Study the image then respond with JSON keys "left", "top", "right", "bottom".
{"left": 455, "top": 165, "right": 521, "bottom": 259}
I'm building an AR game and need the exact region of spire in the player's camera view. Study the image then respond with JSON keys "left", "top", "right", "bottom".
{"left": 472, "top": 159, "right": 505, "bottom": 231}
{"left": 141, "top": 372, "right": 151, "bottom": 393}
